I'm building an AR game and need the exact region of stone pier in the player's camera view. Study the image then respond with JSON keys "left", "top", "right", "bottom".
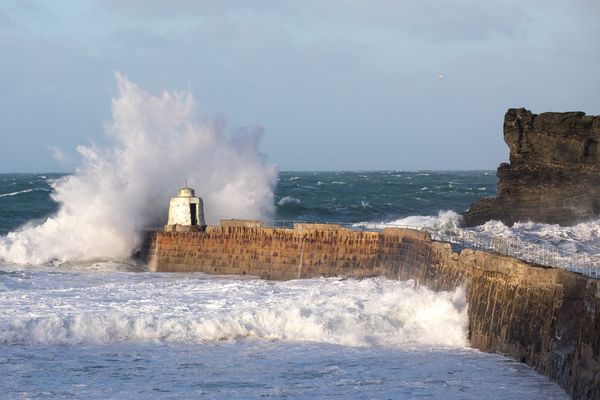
{"left": 139, "top": 221, "right": 600, "bottom": 399}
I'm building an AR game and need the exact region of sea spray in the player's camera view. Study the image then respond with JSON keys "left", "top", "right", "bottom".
{"left": 468, "top": 219, "right": 600, "bottom": 254}
{"left": 0, "top": 74, "right": 277, "bottom": 264}
{"left": 354, "top": 210, "right": 462, "bottom": 231}
{"left": 357, "top": 208, "right": 600, "bottom": 255}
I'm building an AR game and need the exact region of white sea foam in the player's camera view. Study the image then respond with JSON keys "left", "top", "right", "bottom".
{"left": 470, "top": 219, "right": 600, "bottom": 254}
{"left": 389, "top": 210, "right": 462, "bottom": 230}
{"left": 355, "top": 210, "right": 462, "bottom": 231}
{"left": 361, "top": 210, "right": 600, "bottom": 255}
{"left": 0, "top": 272, "right": 467, "bottom": 347}
{"left": 0, "top": 189, "right": 34, "bottom": 198}
{"left": 277, "top": 196, "right": 301, "bottom": 206}
{"left": 0, "top": 74, "right": 277, "bottom": 264}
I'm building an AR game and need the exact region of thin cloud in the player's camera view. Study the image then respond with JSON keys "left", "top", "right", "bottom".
{"left": 97, "top": 0, "right": 531, "bottom": 41}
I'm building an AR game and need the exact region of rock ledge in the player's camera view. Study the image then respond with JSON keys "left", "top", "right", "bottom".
{"left": 463, "top": 108, "right": 600, "bottom": 226}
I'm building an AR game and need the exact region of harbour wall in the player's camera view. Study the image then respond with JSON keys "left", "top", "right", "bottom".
{"left": 140, "top": 222, "right": 600, "bottom": 399}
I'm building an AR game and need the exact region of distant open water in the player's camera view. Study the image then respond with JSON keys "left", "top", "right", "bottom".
{"left": 0, "top": 172, "right": 572, "bottom": 399}
{"left": 274, "top": 170, "right": 495, "bottom": 223}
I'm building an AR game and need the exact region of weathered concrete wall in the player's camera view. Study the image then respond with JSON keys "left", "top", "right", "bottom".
{"left": 139, "top": 223, "right": 600, "bottom": 399}
{"left": 141, "top": 225, "right": 431, "bottom": 281}
{"left": 428, "top": 244, "right": 600, "bottom": 399}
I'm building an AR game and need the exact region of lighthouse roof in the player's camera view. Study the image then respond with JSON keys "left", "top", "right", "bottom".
{"left": 177, "top": 187, "right": 195, "bottom": 197}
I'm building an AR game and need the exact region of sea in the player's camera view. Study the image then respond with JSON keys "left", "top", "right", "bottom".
{"left": 1, "top": 170, "right": 593, "bottom": 399}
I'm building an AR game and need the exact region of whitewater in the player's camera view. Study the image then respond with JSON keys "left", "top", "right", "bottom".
{"left": 0, "top": 73, "right": 276, "bottom": 265}
{"left": 0, "top": 263, "right": 568, "bottom": 398}
{"left": 0, "top": 75, "right": 580, "bottom": 398}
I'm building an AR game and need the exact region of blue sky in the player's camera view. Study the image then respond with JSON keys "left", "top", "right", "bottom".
{"left": 1, "top": 0, "right": 599, "bottom": 172}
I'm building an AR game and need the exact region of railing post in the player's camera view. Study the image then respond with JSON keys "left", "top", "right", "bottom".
{"left": 540, "top": 245, "right": 544, "bottom": 265}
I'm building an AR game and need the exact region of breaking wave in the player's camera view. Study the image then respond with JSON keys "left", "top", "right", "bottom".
{"left": 358, "top": 210, "right": 600, "bottom": 255}
{"left": 0, "top": 73, "right": 277, "bottom": 264}
{"left": 354, "top": 210, "right": 462, "bottom": 232}
{"left": 0, "top": 189, "right": 35, "bottom": 198}
{"left": 469, "top": 219, "right": 600, "bottom": 255}
{"left": 277, "top": 196, "right": 301, "bottom": 206}
{"left": 275, "top": 196, "right": 305, "bottom": 216}
{"left": 0, "top": 275, "right": 468, "bottom": 347}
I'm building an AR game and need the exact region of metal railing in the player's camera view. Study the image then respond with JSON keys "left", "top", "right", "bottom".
{"left": 424, "top": 228, "right": 600, "bottom": 278}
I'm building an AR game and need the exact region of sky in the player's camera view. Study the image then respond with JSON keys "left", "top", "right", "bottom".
{"left": 0, "top": 0, "right": 599, "bottom": 172}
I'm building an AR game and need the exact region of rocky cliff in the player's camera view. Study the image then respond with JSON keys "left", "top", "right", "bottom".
{"left": 463, "top": 108, "right": 600, "bottom": 226}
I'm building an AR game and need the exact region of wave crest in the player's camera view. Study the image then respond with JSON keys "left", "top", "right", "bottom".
{"left": 0, "top": 277, "right": 468, "bottom": 347}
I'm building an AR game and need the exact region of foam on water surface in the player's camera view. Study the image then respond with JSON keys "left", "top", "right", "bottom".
{"left": 0, "top": 189, "right": 35, "bottom": 198}
{"left": 1, "top": 341, "right": 569, "bottom": 399}
{"left": 361, "top": 209, "right": 600, "bottom": 256}
{"left": 0, "top": 264, "right": 568, "bottom": 399}
{"left": 0, "top": 266, "right": 467, "bottom": 347}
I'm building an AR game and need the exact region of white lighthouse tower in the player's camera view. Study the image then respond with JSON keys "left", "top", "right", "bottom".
{"left": 164, "top": 185, "right": 205, "bottom": 232}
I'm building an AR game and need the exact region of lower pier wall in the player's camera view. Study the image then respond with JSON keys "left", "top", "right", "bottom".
{"left": 140, "top": 223, "right": 600, "bottom": 399}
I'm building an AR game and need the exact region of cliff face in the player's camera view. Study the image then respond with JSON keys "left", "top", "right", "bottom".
{"left": 463, "top": 108, "right": 600, "bottom": 226}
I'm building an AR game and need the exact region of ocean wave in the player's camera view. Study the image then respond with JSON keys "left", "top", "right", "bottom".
{"left": 0, "top": 189, "right": 34, "bottom": 198}
{"left": 355, "top": 210, "right": 461, "bottom": 232}
{"left": 0, "top": 276, "right": 467, "bottom": 347}
{"left": 275, "top": 196, "right": 305, "bottom": 216}
{"left": 358, "top": 210, "right": 600, "bottom": 255}
{"left": 470, "top": 219, "right": 600, "bottom": 254}
{"left": 277, "top": 196, "right": 301, "bottom": 206}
